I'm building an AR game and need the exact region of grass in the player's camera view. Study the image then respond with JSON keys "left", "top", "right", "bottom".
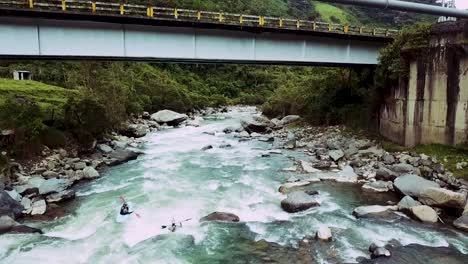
{"left": 314, "top": 2, "right": 359, "bottom": 25}
{"left": 0, "top": 78, "right": 79, "bottom": 117}
{"left": 379, "top": 140, "right": 468, "bottom": 179}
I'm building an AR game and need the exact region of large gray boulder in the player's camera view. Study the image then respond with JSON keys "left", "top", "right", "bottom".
{"left": 97, "top": 144, "right": 113, "bottom": 154}
{"left": 328, "top": 149, "right": 344, "bottom": 161}
{"left": 45, "top": 189, "right": 76, "bottom": 203}
{"left": 107, "top": 149, "right": 142, "bottom": 166}
{"left": 83, "top": 166, "right": 100, "bottom": 179}
{"left": 278, "top": 181, "right": 312, "bottom": 194}
{"left": 390, "top": 163, "right": 420, "bottom": 175}
{"left": 281, "top": 191, "right": 320, "bottom": 213}
{"left": 410, "top": 205, "right": 438, "bottom": 223}
{"left": 31, "top": 199, "right": 47, "bottom": 215}
{"left": 0, "top": 215, "right": 42, "bottom": 235}
{"left": 362, "top": 181, "right": 393, "bottom": 193}
{"left": 200, "top": 212, "right": 240, "bottom": 222}
{"left": 241, "top": 119, "right": 270, "bottom": 134}
{"left": 393, "top": 174, "right": 439, "bottom": 198}
{"left": 121, "top": 124, "right": 149, "bottom": 138}
{"left": 453, "top": 214, "right": 468, "bottom": 232}
{"left": 353, "top": 205, "right": 397, "bottom": 218}
{"left": 0, "top": 190, "right": 24, "bottom": 219}
{"left": 375, "top": 167, "right": 398, "bottom": 182}
{"left": 397, "top": 196, "right": 421, "bottom": 212}
{"left": 280, "top": 115, "right": 300, "bottom": 126}
{"left": 419, "top": 187, "right": 466, "bottom": 210}
{"left": 151, "top": 110, "right": 188, "bottom": 126}
{"left": 38, "top": 178, "right": 72, "bottom": 195}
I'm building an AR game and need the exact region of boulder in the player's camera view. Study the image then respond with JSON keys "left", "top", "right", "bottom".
{"left": 0, "top": 190, "right": 24, "bottom": 219}
{"left": 328, "top": 150, "right": 344, "bottom": 161}
{"left": 382, "top": 154, "right": 396, "bottom": 165}
{"left": 241, "top": 120, "right": 270, "bottom": 134}
{"left": 21, "top": 197, "right": 32, "bottom": 214}
{"left": 390, "top": 163, "right": 420, "bottom": 175}
{"left": 313, "top": 160, "right": 332, "bottom": 169}
{"left": 453, "top": 214, "right": 468, "bottom": 232}
{"left": 97, "top": 144, "right": 113, "bottom": 154}
{"left": 113, "top": 140, "right": 128, "bottom": 150}
{"left": 371, "top": 247, "right": 391, "bottom": 259}
{"left": 281, "top": 191, "right": 320, "bottom": 213}
{"left": 142, "top": 111, "right": 151, "bottom": 119}
{"left": 397, "top": 196, "right": 421, "bottom": 212}
{"left": 74, "top": 161, "right": 87, "bottom": 170}
{"left": 83, "top": 166, "right": 100, "bottom": 179}
{"left": 393, "top": 174, "right": 439, "bottom": 198}
{"left": 418, "top": 187, "right": 466, "bottom": 210}
{"left": 201, "top": 145, "right": 213, "bottom": 151}
{"left": 362, "top": 181, "right": 393, "bottom": 193}
{"left": 283, "top": 139, "right": 296, "bottom": 149}
{"left": 187, "top": 117, "right": 203, "bottom": 127}
{"left": 353, "top": 205, "right": 397, "bottom": 218}
{"left": 45, "top": 189, "right": 76, "bottom": 203}
{"left": 31, "top": 199, "right": 47, "bottom": 215}
{"left": 315, "top": 225, "right": 332, "bottom": 241}
{"left": 280, "top": 115, "right": 300, "bottom": 126}
{"left": 200, "top": 212, "right": 240, "bottom": 222}
{"left": 121, "top": 124, "right": 149, "bottom": 138}
{"left": 42, "top": 170, "right": 59, "bottom": 179}
{"left": 375, "top": 167, "right": 398, "bottom": 182}
{"left": 0, "top": 215, "right": 42, "bottom": 235}
{"left": 107, "top": 149, "right": 142, "bottom": 166}
{"left": 300, "top": 161, "right": 321, "bottom": 173}
{"left": 410, "top": 205, "right": 438, "bottom": 223}
{"left": 278, "top": 181, "right": 311, "bottom": 194}
{"left": 6, "top": 189, "right": 21, "bottom": 202}
{"left": 38, "top": 178, "right": 72, "bottom": 195}
{"left": 151, "top": 110, "right": 188, "bottom": 126}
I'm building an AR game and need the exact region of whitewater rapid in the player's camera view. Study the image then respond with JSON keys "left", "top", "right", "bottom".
{"left": 1, "top": 107, "right": 467, "bottom": 264}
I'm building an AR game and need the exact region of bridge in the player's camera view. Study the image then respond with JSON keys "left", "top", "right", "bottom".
{"left": 0, "top": 0, "right": 398, "bottom": 66}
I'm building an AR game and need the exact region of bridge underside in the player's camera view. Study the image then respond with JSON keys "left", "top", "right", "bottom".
{"left": 0, "top": 16, "right": 386, "bottom": 66}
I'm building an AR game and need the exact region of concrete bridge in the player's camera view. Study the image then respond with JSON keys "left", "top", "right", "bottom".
{"left": 0, "top": 0, "right": 397, "bottom": 66}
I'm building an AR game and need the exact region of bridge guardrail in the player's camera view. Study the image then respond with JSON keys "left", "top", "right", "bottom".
{"left": 0, "top": 0, "right": 399, "bottom": 38}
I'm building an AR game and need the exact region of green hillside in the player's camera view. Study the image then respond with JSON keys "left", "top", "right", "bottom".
{"left": 313, "top": 2, "right": 359, "bottom": 24}
{"left": 0, "top": 78, "right": 79, "bottom": 116}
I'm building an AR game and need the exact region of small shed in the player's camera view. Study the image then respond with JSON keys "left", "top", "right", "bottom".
{"left": 13, "top": 70, "right": 32, "bottom": 80}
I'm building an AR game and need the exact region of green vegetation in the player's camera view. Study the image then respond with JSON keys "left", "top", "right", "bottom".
{"left": 377, "top": 23, "right": 431, "bottom": 80}
{"left": 313, "top": 2, "right": 358, "bottom": 24}
{"left": 380, "top": 141, "right": 468, "bottom": 179}
{"left": 0, "top": 78, "right": 79, "bottom": 117}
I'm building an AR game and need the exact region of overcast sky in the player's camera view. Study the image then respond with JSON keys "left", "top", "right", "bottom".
{"left": 455, "top": 0, "right": 468, "bottom": 9}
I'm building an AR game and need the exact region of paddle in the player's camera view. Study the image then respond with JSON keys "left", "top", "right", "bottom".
{"left": 119, "top": 196, "right": 141, "bottom": 218}
{"left": 161, "top": 218, "right": 192, "bottom": 229}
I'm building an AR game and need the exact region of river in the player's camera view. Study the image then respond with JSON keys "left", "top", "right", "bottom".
{"left": 1, "top": 107, "right": 467, "bottom": 264}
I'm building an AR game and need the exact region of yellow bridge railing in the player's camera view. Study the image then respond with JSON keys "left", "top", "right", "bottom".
{"left": 0, "top": 0, "right": 399, "bottom": 37}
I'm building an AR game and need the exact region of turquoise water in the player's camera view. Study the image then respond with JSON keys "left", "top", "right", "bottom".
{"left": 0, "top": 107, "right": 467, "bottom": 264}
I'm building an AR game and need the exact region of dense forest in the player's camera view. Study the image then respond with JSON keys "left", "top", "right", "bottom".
{"left": 0, "top": 0, "right": 439, "bottom": 159}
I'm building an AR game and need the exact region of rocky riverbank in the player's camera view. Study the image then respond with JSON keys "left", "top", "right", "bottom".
{"left": 0, "top": 109, "right": 204, "bottom": 235}
{"left": 231, "top": 112, "right": 467, "bottom": 261}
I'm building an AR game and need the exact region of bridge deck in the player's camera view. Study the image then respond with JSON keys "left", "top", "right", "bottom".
{"left": 0, "top": 0, "right": 397, "bottom": 41}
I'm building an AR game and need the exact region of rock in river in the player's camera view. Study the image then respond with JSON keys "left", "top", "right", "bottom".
{"left": 418, "top": 187, "right": 466, "bottom": 210}
{"left": 0, "top": 190, "right": 24, "bottom": 219}
{"left": 107, "top": 149, "right": 142, "bottom": 166}
{"left": 151, "top": 110, "right": 188, "bottom": 126}
{"left": 0, "top": 215, "right": 42, "bottom": 235}
{"left": 281, "top": 191, "right": 320, "bottom": 213}
{"left": 410, "top": 205, "right": 438, "bottom": 223}
{"left": 200, "top": 212, "right": 240, "bottom": 222}
{"left": 393, "top": 174, "right": 439, "bottom": 198}
{"left": 38, "top": 178, "right": 72, "bottom": 195}
{"left": 315, "top": 225, "right": 332, "bottom": 241}
{"left": 353, "top": 205, "right": 398, "bottom": 219}
{"left": 397, "top": 196, "right": 421, "bottom": 212}
{"left": 83, "top": 166, "right": 100, "bottom": 179}
{"left": 362, "top": 181, "right": 393, "bottom": 193}
{"left": 278, "top": 181, "right": 311, "bottom": 194}
{"left": 453, "top": 213, "right": 468, "bottom": 232}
